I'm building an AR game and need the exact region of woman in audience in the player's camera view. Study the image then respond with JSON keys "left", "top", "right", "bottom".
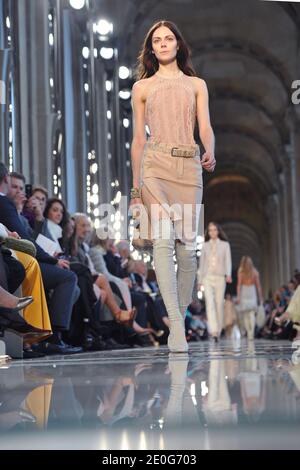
{"left": 71, "top": 213, "right": 136, "bottom": 326}
{"left": 34, "top": 198, "right": 69, "bottom": 255}
{"left": 89, "top": 227, "right": 133, "bottom": 311}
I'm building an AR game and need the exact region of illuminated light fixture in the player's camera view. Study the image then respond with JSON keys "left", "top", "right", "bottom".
{"left": 119, "top": 66, "right": 130, "bottom": 79}
{"left": 92, "top": 184, "right": 99, "bottom": 194}
{"left": 107, "top": 110, "right": 112, "bottom": 119}
{"left": 69, "top": 0, "right": 85, "bottom": 9}
{"left": 6, "top": 17, "right": 10, "bottom": 28}
{"left": 125, "top": 142, "right": 130, "bottom": 149}
{"left": 82, "top": 46, "right": 89, "bottom": 59}
{"left": 119, "top": 90, "right": 131, "bottom": 100}
{"left": 94, "top": 48, "right": 98, "bottom": 58}
{"left": 91, "top": 163, "right": 98, "bottom": 174}
{"left": 49, "top": 78, "right": 54, "bottom": 87}
{"left": 48, "top": 14, "right": 52, "bottom": 21}
{"left": 84, "top": 83, "right": 89, "bottom": 92}
{"left": 91, "top": 194, "right": 99, "bottom": 205}
{"left": 126, "top": 161, "right": 130, "bottom": 167}
{"left": 100, "top": 47, "right": 114, "bottom": 60}
{"left": 99, "top": 35, "right": 108, "bottom": 42}
{"left": 115, "top": 191, "right": 122, "bottom": 203}
{"left": 96, "top": 19, "right": 113, "bottom": 36}
{"left": 49, "top": 33, "right": 54, "bottom": 46}
{"left": 123, "top": 118, "right": 130, "bottom": 128}
{"left": 85, "top": 110, "right": 89, "bottom": 116}
{"left": 106, "top": 80, "right": 112, "bottom": 91}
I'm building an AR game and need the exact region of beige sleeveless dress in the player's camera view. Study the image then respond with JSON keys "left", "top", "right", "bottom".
{"left": 139, "top": 71, "right": 203, "bottom": 249}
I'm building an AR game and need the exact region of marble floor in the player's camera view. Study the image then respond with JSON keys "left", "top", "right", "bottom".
{"left": 0, "top": 339, "right": 300, "bottom": 450}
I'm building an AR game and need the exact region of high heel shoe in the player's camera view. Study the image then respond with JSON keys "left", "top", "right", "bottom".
{"left": 14, "top": 296, "right": 34, "bottom": 311}
{"left": 115, "top": 307, "right": 137, "bottom": 328}
{"left": 0, "top": 307, "right": 51, "bottom": 340}
{"left": 0, "top": 296, "right": 33, "bottom": 312}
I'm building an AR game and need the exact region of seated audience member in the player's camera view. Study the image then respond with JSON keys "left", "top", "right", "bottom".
{"left": 22, "top": 185, "right": 48, "bottom": 229}
{"left": 90, "top": 227, "right": 133, "bottom": 311}
{"left": 71, "top": 214, "right": 136, "bottom": 325}
{"left": 0, "top": 247, "right": 49, "bottom": 342}
{"left": 71, "top": 214, "right": 155, "bottom": 346}
{"left": 34, "top": 197, "right": 68, "bottom": 254}
{"left": 0, "top": 222, "right": 52, "bottom": 339}
{"left": 0, "top": 165, "right": 81, "bottom": 354}
{"left": 129, "top": 260, "right": 168, "bottom": 338}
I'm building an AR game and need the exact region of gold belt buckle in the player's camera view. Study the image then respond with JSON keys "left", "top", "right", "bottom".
{"left": 171, "top": 147, "right": 195, "bottom": 158}
{"left": 171, "top": 147, "right": 179, "bottom": 157}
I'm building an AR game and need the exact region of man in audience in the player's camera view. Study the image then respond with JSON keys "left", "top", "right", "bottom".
{"left": 0, "top": 164, "right": 81, "bottom": 354}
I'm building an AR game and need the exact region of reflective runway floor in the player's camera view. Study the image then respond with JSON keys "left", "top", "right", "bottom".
{"left": 1, "top": 340, "right": 300, "bottom": 450}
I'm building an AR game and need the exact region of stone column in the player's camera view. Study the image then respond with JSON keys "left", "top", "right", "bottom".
{"left": 278, "top": 173, "right": 290, "bottom": 281}
{"left": 285, "top": 109, "right": 300, "bottom": 272}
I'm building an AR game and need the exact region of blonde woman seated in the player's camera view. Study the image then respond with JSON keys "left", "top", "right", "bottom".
{"left": 71, "top": 214, "right": 149, "bottom": 330}
{"left": 89, "top": 226, "right": 133, "bottom": 312}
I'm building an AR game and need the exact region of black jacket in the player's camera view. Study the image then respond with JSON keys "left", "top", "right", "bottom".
{"left": 0, "top": 195, "right": 58, "bottom": 265}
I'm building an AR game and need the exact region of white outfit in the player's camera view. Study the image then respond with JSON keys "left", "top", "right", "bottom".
{"left": 46, "top": 219, "right": 63, "bottom": 254}
{"left": 239, "top": 283, "right": 258, "bottom": 341}
{"left": 197, "top": 239, "right": 232, "bottom": 336}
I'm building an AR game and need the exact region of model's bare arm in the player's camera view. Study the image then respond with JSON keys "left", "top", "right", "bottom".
{"left": 130, "top": 82, "right": 147, "bottom": 189}
{"left": 236, "top": 271, "right": 242, "bottom": 303}
{"left": 195, "top": 79, "right": 216, "bottom": 172}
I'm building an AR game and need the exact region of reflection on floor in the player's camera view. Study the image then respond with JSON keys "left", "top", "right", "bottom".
{"left": 1, "top": 340, "right": 300, "bottom": 450}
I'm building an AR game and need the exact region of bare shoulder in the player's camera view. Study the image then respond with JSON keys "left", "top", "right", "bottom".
{"left": 132, "top": 77, "right": 155, "bottom": 100}
{"left": 187, "top": 76, "right": 208, "bottom": 93}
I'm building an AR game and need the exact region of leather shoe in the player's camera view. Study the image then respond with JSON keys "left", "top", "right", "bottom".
{"left": 36, "top": 340, "right": 83, "bottom": 355}
{"left": 0, "top": 307, "right": 51, "bottom": 340}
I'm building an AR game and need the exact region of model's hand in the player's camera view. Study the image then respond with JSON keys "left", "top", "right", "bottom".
{"left": 201, "top": 152, "right": 216, "bottom": 172}
{"left": 129, "top": 197, "right": 142, "bottom": 221}
{"left": 226, "top": 276, "right": 232, "bottom": 283}
{"left": 123, "top": 277, "right": 133, "bottom": 288}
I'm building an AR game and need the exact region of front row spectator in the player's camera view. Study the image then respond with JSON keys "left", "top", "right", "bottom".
{"left": 0, "top": 164, "right": 82, "bottom": 354}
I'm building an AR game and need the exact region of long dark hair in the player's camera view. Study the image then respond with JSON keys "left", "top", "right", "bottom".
{"left": 204, "top": 221, "right": 229, "bottom": 242}
{"left": 136, "top": 20, "right": 196, "bottom": 79}
{"left": 44, "top": 197, "right": 69, "bottom": 228}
